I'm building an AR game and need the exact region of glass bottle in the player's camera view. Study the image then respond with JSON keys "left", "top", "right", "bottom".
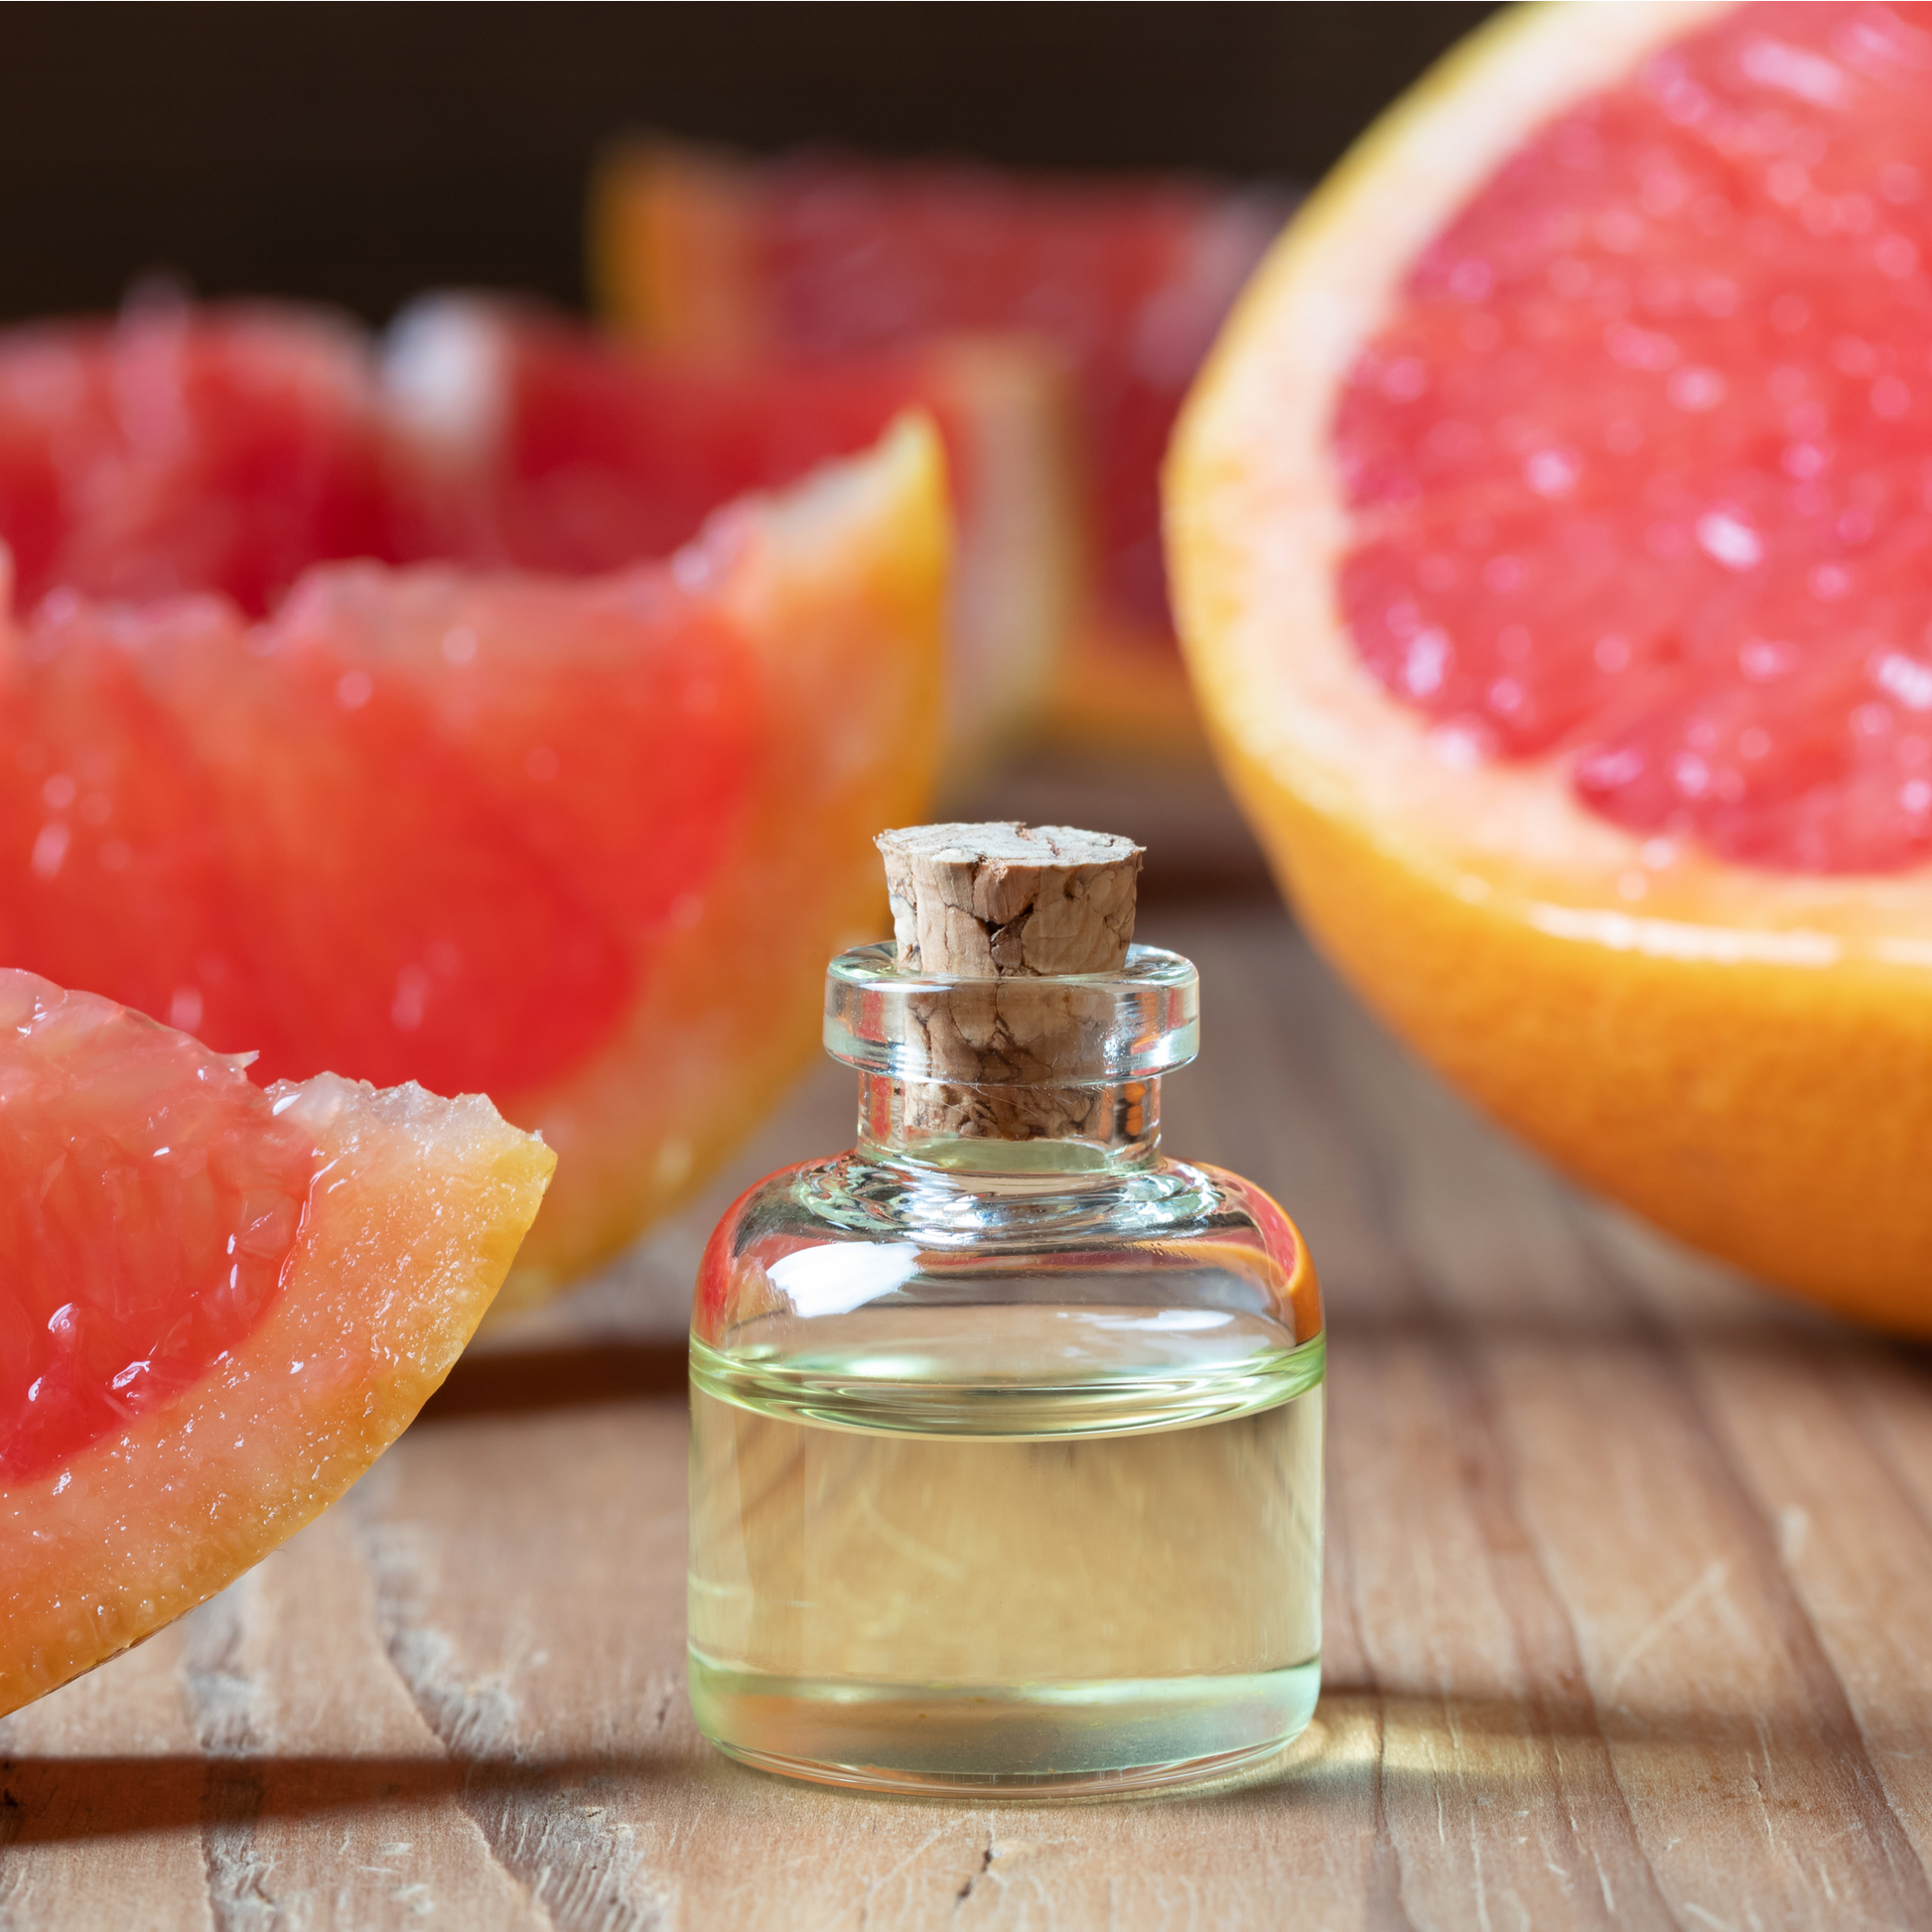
{"left": 686, "top": 842, "right": 1324, "bottom": 1797}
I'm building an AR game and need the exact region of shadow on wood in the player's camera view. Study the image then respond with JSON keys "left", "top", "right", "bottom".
{"left": 418, "top": 1341, "right": 689, "bottom": 1422}
{"left": 5, "top": 1685, "right": 1909, "bottom": 1848}
{"left": 0, "top": 1750, "right": 689, "bottom": 1848}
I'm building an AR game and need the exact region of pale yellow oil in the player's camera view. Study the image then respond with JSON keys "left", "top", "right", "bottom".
{"left": 688, "top": 1306, "right": 1323, "bottom": 1794}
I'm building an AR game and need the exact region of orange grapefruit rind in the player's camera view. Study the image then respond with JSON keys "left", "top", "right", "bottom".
{"left": 0, "top": 1066, "right": 554, "bottom": 1717}
{"left": 1168, "top": 0, "right": 1932, "bottom": 1331}
{"left": 592, "top": 137, "right": 767, "bottom": 357}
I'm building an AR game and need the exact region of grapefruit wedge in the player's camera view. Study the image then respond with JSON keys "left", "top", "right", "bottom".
{"left": 0, "top": 969, "right": 553, "bottom": 1717}
{"left": 1170, "top": 1, "right": 1932, "bottom": 1330}
{"left": 596, "top": 138, "right": 1287, "bottom": 753}
{"left": 0, "top": 302, "right": 948, "bottom": 1304}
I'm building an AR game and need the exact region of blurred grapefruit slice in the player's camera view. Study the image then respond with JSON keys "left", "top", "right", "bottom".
{"left": 386, "top": 296, "right": 1071, "bottom": 770}
{"left": 1170, "top": 1, "right": 1932, "bottom": 1329}
{"left": 0, "top": 969, "right": 553, "bottom": 1717}
{"left": 0, "top": 303, "right": 948, "bottom": 1303}
{"left": 301, "top": 417, "right": 950, "bottom": 1302}
{"left": 596, "top": 138, "right": 1287, "bottom": 753}
{"left": 0, "top": 300, "right": 388, "bottom": 619}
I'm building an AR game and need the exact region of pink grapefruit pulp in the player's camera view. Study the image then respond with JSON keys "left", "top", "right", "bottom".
{"left": 1334, "top": 0, "right": 1932, "bottom": 875}
{"left": 0, "top": 968, "right": 553, "bottom": 1715}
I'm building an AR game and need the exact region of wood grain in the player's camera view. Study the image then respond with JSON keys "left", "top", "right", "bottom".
{"left": 5, "top": 900, "right": 1931, "bottom": 1930}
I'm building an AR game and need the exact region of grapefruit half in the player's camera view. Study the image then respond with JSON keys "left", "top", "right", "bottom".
{"left": 0, "top": 969, "right": 553, "bottom": 1717}
{"left": 596, "top": 138, "right": 1287, "bottom": 754}
{"left": 1169, "top": 1, "right": 1932, "bottom": 1331}
{"left": 0, "top": 303, "right": 948, "bottom": 1304}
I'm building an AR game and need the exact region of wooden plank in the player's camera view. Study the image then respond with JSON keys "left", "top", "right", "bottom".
{"left": 1299, "top": 941, "right": 1932, "bottom": 1928}
{"left": 4, "top": 904, "right": 1931, "bottom": 1928}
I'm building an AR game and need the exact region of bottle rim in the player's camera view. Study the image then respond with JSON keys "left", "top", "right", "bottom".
{"left": 823, "top": 941, "right": 1200, "bottom": 1084}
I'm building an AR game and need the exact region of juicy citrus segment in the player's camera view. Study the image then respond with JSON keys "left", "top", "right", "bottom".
{"left": 499, "top": 415, "right": 950, "bottom": 1304}
{"left": 0, "top": 596, "right": 270, "bottom": 1054}
{"left": 1331, "top": 0, "right": 1932, "bottom": 874}
{"left": 0, "top": 303, "right": 390, "bottom": 618}
{"left": 3, "top": 589, "right": 642, "bottom": 1099}
{"left": 0, "top": 971, "right": 553, "bottom": 1716}
{"left": 269, "top": 562, "right": 759, "bottom": 953}
{"left": 0, "top": 974, "right": 315, "bottom": 1482}
{"left": 595, "top": 138, "right": 1283, "bottom": 754}
{"left": 1168, "top": 0, "right": 1932, "bottom": 1331}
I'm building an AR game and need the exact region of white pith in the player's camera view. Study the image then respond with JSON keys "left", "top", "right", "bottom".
{"left": 1169, "top": 0, "right": 1932, "bottom": 968}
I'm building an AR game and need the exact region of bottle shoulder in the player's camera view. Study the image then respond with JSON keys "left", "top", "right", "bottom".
{"left": 693, "top": 1149, "right": 1321, "bottom": 1354}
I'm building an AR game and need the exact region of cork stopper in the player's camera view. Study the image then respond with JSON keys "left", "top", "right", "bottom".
{"left": 872, "top": 823, "right": 1147, "bottom": 1143}
{"left": 876, "top": 822, "right": 1143, "bottom": 977}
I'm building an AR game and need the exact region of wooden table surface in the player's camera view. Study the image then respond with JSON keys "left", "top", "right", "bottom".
{"left": 5, "top": 897, "right": 1932, "bottom": 1931}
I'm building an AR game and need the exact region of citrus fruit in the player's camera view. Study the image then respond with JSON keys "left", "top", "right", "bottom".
{"left": 1169, "top": 0, "right": 1932, "bottom": 1332}
{"left": 0, "top": 968, "right": 553, "bottom": 1717}
{"left": 386, "top": 295, "right": 1070, "bottom": 770}
{"left": 0, "top": 301, "right": 948, "bottom": 1305}
{"left": 0, "top": 301, "right": 387, "bottom": 618}
{"left": 595, "top": 138, "right": 1286, "bottom": 753}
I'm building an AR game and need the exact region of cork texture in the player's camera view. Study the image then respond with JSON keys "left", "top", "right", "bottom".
{"left": 873, "top": 823, "right": 1146, "bottom": 1141}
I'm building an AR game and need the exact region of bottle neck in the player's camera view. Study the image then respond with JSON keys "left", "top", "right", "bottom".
{"left": 856, "top": 1072, "right": 1164, "bottom": 1174}
{"left": 824, "top": 940, "right": 1198, "bottom": 1178}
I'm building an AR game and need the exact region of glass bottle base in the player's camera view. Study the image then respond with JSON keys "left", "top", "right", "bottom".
{"left": 688, "top": 1648, "right": 1320, "bottom": 1797}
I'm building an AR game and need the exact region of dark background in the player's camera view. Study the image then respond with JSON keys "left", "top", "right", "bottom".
{"left": 1, "top": 3, "right": 1497, "bottom": 327}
